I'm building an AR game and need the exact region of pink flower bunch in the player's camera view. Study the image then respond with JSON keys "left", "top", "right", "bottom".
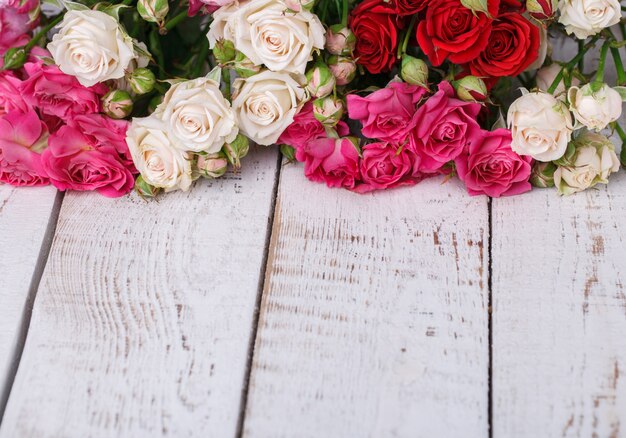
{"left": 0, "top": 55, "right": 136, "bottom": 196}
{"left": 0, "top": 0, "right": 39, "bottom": 54}
{"left": 280, "top": 81, "right": 533, "bottom": 197}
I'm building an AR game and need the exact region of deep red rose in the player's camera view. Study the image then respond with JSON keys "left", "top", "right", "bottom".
{"left": 350, "top": 0, "right": 400, "bottom": 74}
{"left": 416, "top": 0, "right": 499, "bottom": 66}
{"left": 469, "top": 13, "right": 540, "bottom": 78}
{"left": 391, "top": 0, "right": 429, "bottom": 15}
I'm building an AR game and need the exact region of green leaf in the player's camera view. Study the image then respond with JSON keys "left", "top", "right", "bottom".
{"left": 613, "top": 86, "right": 626, "bottom": 102}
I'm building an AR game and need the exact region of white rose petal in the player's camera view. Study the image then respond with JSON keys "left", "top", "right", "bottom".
{"left": 558, "top": 0, "right": 621, "bottom": 39}
{"left": 536, "top": 63, "right": 581, "bottom": 99}
{"left": 568, "top": 83, "right": 623, "bottom": 131}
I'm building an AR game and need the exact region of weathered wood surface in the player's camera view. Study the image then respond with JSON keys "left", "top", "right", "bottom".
{"left": 492, "top": 172, "right": 626, "bottom": 438}
{"left": 242, "top": 164, "right": 490, "bottom": 438}
{"left": 0, "top": 186, "right": 59, "bottom": 411}
{"left": 0, "top": 147, "right": 279, "bottom": 438}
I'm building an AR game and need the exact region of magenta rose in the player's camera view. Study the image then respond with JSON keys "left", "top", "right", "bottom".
{"left": 354, "top": 142, "right": 423, "bottom": 193}
{"left": 42, "top": 126, "right": 135, "bottom": 197}
{"left": 279, "top": 102, "right": 349, "bottom": 151}
{"left": 409, "top": 82, "right": 482, "bottom": 173}
{"left": 347, "top": 81, "right": 427, "bottom": 142}
{"left": 0, "top": 7, "right": 32, "bottom": 54}
{"left": 454, "top": 128, "right": 532, "bottom": 197}
{"left": 297, "top": 137, "right": 361, "bottom": 189}
{"left": 22, "top": 62, "right": 107, "bottom": 122}
{"left": 0, "top": 71, "right": 29, "bottom": 116}
{"left": 0, "top": 109, "right": 49, "bottom": 187}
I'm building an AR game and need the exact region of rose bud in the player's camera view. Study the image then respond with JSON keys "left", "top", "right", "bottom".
{"left": 453, "top": 76, "right": 488, "bottom": 102}
{"left": 135, "top": 175, "right": 161, "bottom": 198}
{"left": 568, "top": 83, "right": 622, "bottom": 132}
{"left": 223, "top": 134, "right": 250, "bottom": 170}
{"left": 213, "top": 39, "right": 236, "bottom": 65}
{"left": 284, "top": 0, "right": 315, "bottom": 12}
{"left": 460, "top": 0, "right": 490, "bottom": 16}
{"left": 401, "top": 55, "right": 429, "bottom": 88}
{"left": 102, "top": 89, "right": 133, "bottom": 119}
{"left": 526, "top": 0, "right": 557, "bottom": 20}
{"left": 313, "top": 96, "right": 344, "bottom": 127}
{"left": 536, "top": 63, "right": 580, "bottom": 98}
{"left": 197, "top": 153, "right": 229, "bottom": 178}
{"left": 128, "top": 68, "right": 156, "bottom": 95}
{"left": 2, "top": 47, "right": 27, "bottom": 70}
{"left": 530, "top": 162, "right": 557, "bottom": 188}
{"left": 280, "top": 144, "right": 296, "bottom": 162}
{"left": 234, "top": 51, "right": 261, "bottom": 78}
{"left": 328, "top": 56, "right": 357, "bottom": 86}
{"left": 306, "top": 62, "right": 336, "bottom": 98}
{"left": 137, "top": 0, "right": 169, "bottom": 24}
{"left": 325, "top": 25, "right": 356, "bottom": 56}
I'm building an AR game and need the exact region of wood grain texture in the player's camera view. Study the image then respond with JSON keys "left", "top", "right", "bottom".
{"left": 243, "top": 164, "right": 490, "bottom": 438}
{"left": 0, "top": 186, "right": 59, "bottom": 407}
{"left": 492, "top": 172, "right": 626, "bottom": 438}
{"left": 0, "top": 147, "right": 278, "bottom": 438}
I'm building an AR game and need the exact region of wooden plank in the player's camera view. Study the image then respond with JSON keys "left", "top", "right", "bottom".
{"left": 0, "top": 186, "right": 60, "bottom": 412}
{"left": 492, "top": 174, "right": 626, "bottom": 437}
{"left": 0, "top": 147, "right": 279, "bottom": 438}
{"left": 243, "top": 165, "right": 490, "bottom": 437}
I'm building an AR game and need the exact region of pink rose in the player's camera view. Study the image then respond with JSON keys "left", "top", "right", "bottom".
{"left": 455, "top": 128, "right": 532, "bottom": 197}
{"left": 22, "top": 62, "right": 107, "bottom": 122}
{"left": 188, "top": 0, "right": 234, "bottom": 16}
{"left": 410, "top": 81, "right": 482, "bottom": 173}
{"left": 0, "top": 109, "right": 49, "bottom": 187}
{"left": 297, "top": 137, "right": 361, "bottom": 189}
{"left": 42, "top": 126, "right": 135, "bottom": 197}
{"left": 347, "top": 81, "right": 427, "bottom": 142}
{"left": 278, "top": 102, "right": 349, "bottom": 151}
{"left": 0, "top": 7, "right": 32, "bottom": 54}
{"left": 354, "top": 142, "right": 424, "bottom": 193}
{"left": 0, "top": 71, "right": 29, "bottom": 116}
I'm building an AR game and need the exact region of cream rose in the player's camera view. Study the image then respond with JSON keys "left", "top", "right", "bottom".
{"left": 208, "top": 0, "right": 325, "bottom": 74}
{"left": 156, "top": 77, "right": 238, "bottom": 154}
{"left": 126, "top": 116, "right": 193, "bottom": 192}
{"left": 507, "top": 91, "right": 574, "bottom": 162}
{"left": 554, "top": 131, "right": 620, "bottom": 195}
{"left": 557, "top": 0, "right": 621, "bottom": 39}
{"left": 232, "top": 70, "right": 307, "bottom": 145}
{"left": 568, "top": 83, "right": 622, "bottom": 131}
{"left": 48, "top": 10, "right": 139, "bottom": 87}
{"left": 536, "top": 63, "right": 580, "bottom": 98}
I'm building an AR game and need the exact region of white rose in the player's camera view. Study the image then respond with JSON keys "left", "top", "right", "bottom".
{"left": 536, "top": 63, "right": 580, "bottom": 98}
{"left": 206, "top": 2, "right": 240, "bottom": 46}
{"left": 567, "top": 83, "right": 622, "bottom": 131}
{"left": 156, "top": 77, "right": 238, "bottom": 154}
{"left": 232, "top": 70, "right": 306, "bottom": 145}
{"left": 126, "top": 116, "right": 193, "bottom": 192}
{"left": 554, "top": 131, "right": 620, "bottom": 195}
{"left": 48, "top": 10, "right": 138, "bottom": 87}
{"left": 208, "top": 0, "right": 325, "bottom": 74}
{"left": 557, "top": 0, "right": 621, "bottom": 39}
{"left": 507, "top": 90, "right": 574, "bottom": 162}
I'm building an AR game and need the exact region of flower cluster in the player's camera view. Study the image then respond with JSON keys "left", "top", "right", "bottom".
{"left": 0, "top": 0, "right": 624, "bottom": 198}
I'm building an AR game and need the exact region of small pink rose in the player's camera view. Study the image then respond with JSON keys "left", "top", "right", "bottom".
{"left": 42, "top": 126, "right": 135, "bottom": 197}
{"left": 278, "top": 102, "right": 349, "bottom": 151}
{"left": 0, "top": 7, "right": 33, "bottom": 54}
{"left": 298, "top": 137, "right": 361, "bottom": 189}
{"left": 354, "top": 142, "right": 424, "bottom": 193}
{"left": 0, "top": 71, "right": 29, "bottom": 116}
{"left": 0, "top": 109, "right": 49, "bottom": 187}
{"left": 454, "top": 128, "right": 533, "bottom": 197}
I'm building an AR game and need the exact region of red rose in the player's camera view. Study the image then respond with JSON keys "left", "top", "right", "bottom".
{"left": 416, "top": 0, "right": 499, "bottom": 66}
{"left": 391, "top": 0, "right": 429, "bottom": 15}
{"left": 350, "top": 0, "right": 400, "bottom": 74}
{"left": 469, "top": 13, "right": 540, "bottom": 78}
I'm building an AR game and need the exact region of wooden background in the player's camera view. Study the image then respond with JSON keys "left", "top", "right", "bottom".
{"left": 0, "top": 44, "right": 625, "bottom": 437}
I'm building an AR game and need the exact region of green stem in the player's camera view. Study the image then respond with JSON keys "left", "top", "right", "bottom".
{"left": 223, "top": 68, "right": 231, "bottom": 100}
{"left": 164, "top": 10, "right": 188, "bottom": 31}
{"left": 594, "top": 41, "right": 610, "bottom": 84}
{"left": 615, "top": 123, "right": 626, "bottom": 142}
{"left": 577, "top": 40, "right": 584, "bottom": 73}
{"left": 398, "top": 15, "right": 418, "bottom": 58}
{"left": 547, "top": 36, "right": 599, "bottom": 94}
{"left": 192, "top": 38, "right": 209, "bottom": 78}
{"left": 341, "top": 0, "right": 348, "bottom": 27}
{"left": 25, "top": 14, "right": 63, "bottom": 51}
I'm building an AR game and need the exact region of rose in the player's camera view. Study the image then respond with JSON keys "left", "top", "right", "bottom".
{"left": 558, "top": 0, "right": 621, "bottom": 39}
{"left": 296, "top": 137, "right": 361, "bottom": 189}
{"left": 0, "top": 71, "right": 29, "bottom": 116}
{"left": 325, "top": 26, "right": 356, "bottom": 56}
{"left": 22, "top": 62, "right": 107, "bottom": 122}
{"left": 527, "top": 0, "right": 558, "bottom": 19}
{"left": 207, "top": 0, "right": 325, "bottom": 75}
{"left": 554, "top": 131, "right": 620, "bottom": 195}
{"left": 156, "top": 77, "right": 238, "bottom": 153}
{"left": 568, "top": 83, "right": 622, "bottom": 131}
{"left": 126, "top": 116, "right": 193, "bottom": 192}
{"left": 507, "top": 91, "right": 573, "bottom": 162}
{"left": 469, "top": 13, "right": 541, "bottom": 78}
{"left": 355, "top": 142, "right": 422, "bottom": 193}
{"left": 349, "top": 0, "right": 399, "bottom": 74}
{"left": 536, "top": 63, "right": 581, "bottom": 98}
{"left": 0, "top": 6, "right": 33, "bottom": 54}
{"left": 328, "top": 56, "right": 357, "bottom": 86}
{"left": 391, "top": 0, "right": 428, "bottom": 15}
{"left": 455, "top": 129, "right": 533, "bottom": 197}
{"left": 347, "top": 81, "right": 427, "bottom": 143}
{"left": 278, "top": 102, "right": 350, "bottom": 151}
{"left": 188, "top": 0, "right": 235, "bottom": 16}
{"left": 231, "top": 70, "right": 307, "bottom": 146}
{"left": 47, "top": 10, "right": 140, "bottom": 87}
{"left": 0, "top": 110, "right": 49, "bottom": 187}
{"left": 416, "top": 0, "right": 497, "bottom": 66}
{"left": 41, "top": 126, "right": 134, "bottom": 197}
{"left": 409, "top": 82, "right": 482, "bottom": 172}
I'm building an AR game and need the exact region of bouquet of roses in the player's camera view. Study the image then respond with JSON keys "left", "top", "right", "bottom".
{"left": 0, "top": 0, "right": 624, "bottom": 198}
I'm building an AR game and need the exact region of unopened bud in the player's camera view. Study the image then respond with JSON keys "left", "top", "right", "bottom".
{"left": 401, "top": 55, "right": 428, "bottom": 87}
{"left": 128, "top": 68, "right": 156, "bottom": 95}
{"left": 460, "top": 0, "right": 491, "bottom": 16}
{"left": 313, "top": 96, "right": 344, "bottom": 127}
{"left": 526, "top": 0, "right": 557, "bottom": 20}
{"left": 453, "top": 76, "right": 488, "bottom": 102}
{"left": 102, "top": 90, "right": 133, "bottom": 119}
{"left": 306, "top": 62, "right": 336, "bottom": 98}
{"left": 327, "top": 55, "right": 356, "bottom": 86}
{"left": 197, "top": 153, "right": 229, "bottom": 178}
{"left": 213, "top": 39, "right": 236, "bottom": 65}
{"left": 223, "top": 134, "right": 250, "bottom": 169}
{"left": 2, "top": 47, "right": 27, "bottom": 70}
{"left": 135, "top": 175, "right": 161, "bottom": 198}
{"left": 137, "top": 0, "right": 169, "bottom": 23}
{"left": 280, "top": 144, "right": 296, "bottom": 162}
{"left": 530, "top": 162, "right": 556, "bottom": 188}
{"left": 325, "top": 25, "right": 356, "bottom": 56}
